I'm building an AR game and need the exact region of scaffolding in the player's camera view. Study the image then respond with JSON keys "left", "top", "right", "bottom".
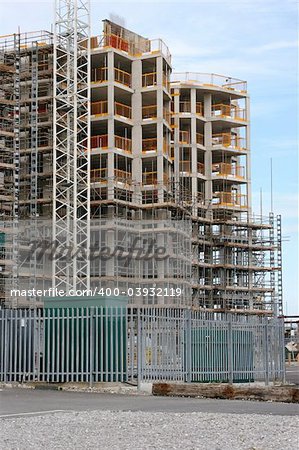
{"left": 0, "top": 31, "right": 53, "bottom": 305}
{"left": 0, "top": 18, "right": 283, "bottom": 315}
{"left": 53, "top": 0, "right": 90, "bottom": 293}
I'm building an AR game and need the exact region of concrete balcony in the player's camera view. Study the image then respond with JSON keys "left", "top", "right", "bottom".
{"left": 91, "top": 67, "right": 107, "bottom": 83}
{"left": 211, "top": 103, "right": 246, "bottom": 121}
{"left": 212, "top": 133, "right": 246, "bottom": 151}
{"left": 212, "top": 163, "right": 245, "bottom": 180}
{"left": 114, "top": 68, "right": 131, "bottom": 88}
{"left": 196, "top": 133, "right": 204, "bottom": 146}
{"left": 142, "top": 72, "right": 170, "bottom": 89}
{"left": 179, "top": 130, "right": 190, "bottom": 144}
{"left": 115, "top": 102, "right": 132, "bottom": 120}
{"left": 90, "top": 167, "right": 107, "bottom": 182}
{"left": 179, "top": 161, "right": 205, "bottom": 175}
{"left": 91, "top": 33, "right": 171, "bottom": 65}
{"left": 91, "top": 101, "right": 108, "bottom": 116}
{"left": 90, "top": 168, "right": 132, "bottom": 184}
{"left": 90, "top": 134, "right": 108, "bottom": 149}
{"left": 90, "top": 134, "right": 132, "bottom": 153}
{"left": 142, "top": 105, "right": 157, "bottom": 120}
{"left": 171, "top": 72, "right": 247, "bottom": 94}
{"left": 142, "top": 138, "right": 157, "bottom": 153}
{"left": 212, "top": 192, "right": 247, "bottom": 209}
{"left": 115, "top": 135, "right": 132, "bottom": 152}
{"left": 142, "top": 171, "right": 169, "bottom": 186}
{"left": 142, "top": 72, "right": 157, "bottom": 87}
{"left": 178, "top": 101, "right": 203, "bottom": 116}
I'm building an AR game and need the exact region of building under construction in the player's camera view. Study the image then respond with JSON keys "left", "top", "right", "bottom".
{"left": 0, "top": 9, "right": 282, "bottom": 315}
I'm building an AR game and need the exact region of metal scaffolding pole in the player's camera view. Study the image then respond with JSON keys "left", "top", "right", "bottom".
{"left": 53, "top": 0, "right": 90, "bottom": 293}
{"left": 11, "top": 32, "right": 21, "bottom": 307}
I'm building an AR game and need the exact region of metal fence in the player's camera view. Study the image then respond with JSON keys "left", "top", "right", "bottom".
{"left": 0, "top": 307, "right": 285, "bottom": 385}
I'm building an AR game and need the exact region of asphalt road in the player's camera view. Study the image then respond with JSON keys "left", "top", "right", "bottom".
{"left": 286, "top": 365, "right": 299, "bottom": 385}
{"left": 0, "top": 388, "right": 298, "bottom": 418}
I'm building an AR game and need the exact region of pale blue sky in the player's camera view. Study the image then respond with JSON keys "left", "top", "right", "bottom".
{"left": 0, "top": 0, "right": 297, "bottom": 314}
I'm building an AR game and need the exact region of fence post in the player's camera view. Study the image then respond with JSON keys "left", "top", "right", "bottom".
{"left": 137, "top": 308, "right": 142, "bottom": 389}
{"left": 265, "top": 318, "right": 269, "bottom": 386}
{"left": 89, "top": 307, "right": 94, "bottom": 388}
{"left": 3, "top": 310, "right": 9, "bottom": 383}
{"left": 281, "top": 318, "right": 286, "bottom": 384}
{"left": 227, "top": 313, "right": 233, "bottom": 384}
{"left": 185, "top": 309, "right": 192, "bottom": 383}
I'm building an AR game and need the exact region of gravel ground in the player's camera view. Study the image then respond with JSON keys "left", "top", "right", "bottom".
{"left": 0, "top": 410, "right": 297, "bottom": 450}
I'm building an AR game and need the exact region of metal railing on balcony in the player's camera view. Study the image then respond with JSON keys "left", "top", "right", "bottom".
{"left": 179, "top": 161, "right": 191, "bottom": 173}
{"left": 90, "top": 167, "right": 107, "bottom": 182}
{"left": 171, "top": 72, "right": 247, "bottom": 93}
{"left": 142, "top": 105, "right": 157, "bottom": 119}
{"left": 90, "top": 168, "right": 132, "bottom": 183}
{"left": 142, "top": 171, "right": 169, "bottom": 185}
{"left": 212, "top": 163, "right": 245, "bottom": 179}
{"left": 142, "top": 138, "right": 157, "bottom": 153}
{"left": 179, "top": 101, "right": 191, "bottom": 113}
{"left": 179, "top": 161, "right": 205, "bottom": 175}
{"left": 211, "top": 104, "right": 246, "bottom": 121}
{"left": 114, "top": 169, "right": 132, "bottom": 183}
{"left": 197, "top": 162, "right": 205, "bottom": 174}
{"left": 114, "top": 68, "right": 132, "bottom": 88}
{"left": 142, "top": 72, "right": 157, "bottom": 87}
{"left": 115, "top": 135, "right": 132, "bottom": 152}
{"left": 115, "top": 102, "right": 132, "bottom": 119}
{"left": 212, "top": 192, "right": 247, "bottom": 208}
{"left": 91, "top": 67, "right": 108, "bottom": 83}
{"left": 178, "top": 101, "right": 203, "bottom": 115}
{"left": 179, "top": 130, "right": 190, "bottom": 144}
{"left": 196, "top": 133, "right": 204, "bottom": 146}
{"left": 212, "top": 133, "right": 246, "bottom": 150}
{"left": 142, "top": 71, "right": 170, "bottom": 89}
{"left": 163, "top": 107, "right": 171, "bottom": 124}
{"left": 90, "top": 134, "right": 108, "bottom": 149}
{"left": 163, "top": 72, "right": 170, "bottom": 91}
{"left": 92, "top": 33, "right": 171, "bottom": 65}
{"left": 163, "top": 140, "right": 170, "bottom": 156}
{"left": 91, "top": 101, "right": 108, "bottom": 116}
{"left": 196, "top": 102, "right": 203, "bottom": 116}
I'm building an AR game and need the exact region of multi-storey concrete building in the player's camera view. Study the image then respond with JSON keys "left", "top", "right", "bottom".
{"left": 0, "top": 18, "right": 282, "bottom": 314}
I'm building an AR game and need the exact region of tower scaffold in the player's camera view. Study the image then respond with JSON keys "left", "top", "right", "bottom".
{"left": 53, "top": 0, "right": 91, "bottom": 293}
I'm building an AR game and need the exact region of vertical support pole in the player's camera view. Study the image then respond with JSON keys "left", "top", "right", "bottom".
{"left": 4, "top": 310, "right": 9, "bottom": 383}
{"left": 265, "top": 320, "right": 271, "bottom": 385}
{"left": 185, "top": 308, "right": 192, "bottom": 383}
{"left": 227, "top": 313, "right": 233, "bottom": 384}
{"left": 281, "top": 319, "right": 286, "bottom": 384}
{"left": 11, "top": 32, "right": 21, "bottom": 307}
{"left": 89, "top": 306, "right": 94, "bottom": 388}
{"left": 137, "top": 308, "right": 142, "bottom": 389}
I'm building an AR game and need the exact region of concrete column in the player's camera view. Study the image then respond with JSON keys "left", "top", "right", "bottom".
{"left": 173, "top": 87, "right": 180, "bottom": 183}
{"left": 204, "top": 94, "right": 212, "bottom": 212}
{"left": 191, "top": 89, "right": 197, "bottom": 215}
{"left": 131, "top": 59, "right": 142, "bottom": 204}
{"left": 156, "top": 56, "right": 164, "bottom": 201}
{"left": 245, "top": 95, "right": 251, "bottom": 215}
{"left": 107, "top": 51, "right": 115, "bottom": 200}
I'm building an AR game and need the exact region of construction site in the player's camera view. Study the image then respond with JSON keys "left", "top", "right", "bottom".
{"left": 0, "top": 0, "right": 287, "bottom": 389}
{"left": 0, "top": 5, "right": 282, "bottom": 315}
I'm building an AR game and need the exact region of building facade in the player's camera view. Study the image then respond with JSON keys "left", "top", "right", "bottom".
{"left": 0, "top": 20, "right": 282, "bottom": 314}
